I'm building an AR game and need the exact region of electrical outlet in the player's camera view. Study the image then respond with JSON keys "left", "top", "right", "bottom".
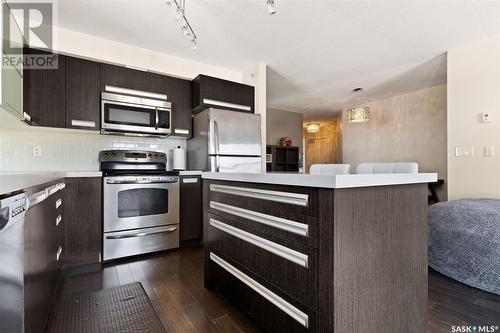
{"left": 455, "top": 146, "right": 474, "bottom": 157}
{"left": 32, "top": 145, "right": 42, "bottom": 158}
{"left": 485, "top": 145, "right": 495, "bottom": 157}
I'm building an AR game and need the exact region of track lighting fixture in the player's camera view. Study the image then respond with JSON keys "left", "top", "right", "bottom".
{"left": 164, "top": 0, "right": 276, "bottom": 49}
{"left": 266, "top": 0, "right": 276, "bottom": 15}
{"left": 165, "top": 0, "right": 198, "bottom": 49}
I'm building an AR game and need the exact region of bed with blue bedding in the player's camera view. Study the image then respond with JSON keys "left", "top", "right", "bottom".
{"left": 428, "top": 199, "right": 500, "bottom": 295}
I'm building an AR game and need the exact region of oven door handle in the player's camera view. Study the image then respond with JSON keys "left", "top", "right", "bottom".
{"left": 105, "top": 180, "right": 178, "bottom": 184}
{"left": 106, "top": 227, "right": 178, "bottom": 240}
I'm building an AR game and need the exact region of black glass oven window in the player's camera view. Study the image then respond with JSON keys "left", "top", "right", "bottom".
{"left": 105, "top": 103, "right": 155, "bottom": 126}
{"left": 117, "top": 188, "right": 168, "bottom": 218}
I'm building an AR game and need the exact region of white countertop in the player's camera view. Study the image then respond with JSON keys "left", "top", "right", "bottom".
{"left": 202, "top": 172, "right": 438, "bottom": 189}
{"left": 0, "top": 171, "right": 102, "bottom": 195}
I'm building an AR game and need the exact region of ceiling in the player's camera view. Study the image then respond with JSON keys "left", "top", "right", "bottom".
{"left": 56, "top": 0, "right": 500, "bottom": 119}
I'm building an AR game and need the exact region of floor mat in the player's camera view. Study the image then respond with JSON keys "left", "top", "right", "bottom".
{"left": 46, "top": 282, "right": 166, "bottom": 333}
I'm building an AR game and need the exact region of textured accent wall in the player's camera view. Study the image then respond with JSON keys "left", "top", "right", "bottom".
{"left": 303, "top": 116, "right": 342, "bottom": 173}
{"left": 342, "top": 84, "right": 447, "bottom": 199}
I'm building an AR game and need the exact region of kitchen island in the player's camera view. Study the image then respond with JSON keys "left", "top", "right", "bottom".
{"left": 201, "top": 172, "right": 436, "bottom": 333}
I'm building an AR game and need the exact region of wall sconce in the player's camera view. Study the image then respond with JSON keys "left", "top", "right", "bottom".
{"left": 306, "top": 123, "right": 320, "bottom": 133}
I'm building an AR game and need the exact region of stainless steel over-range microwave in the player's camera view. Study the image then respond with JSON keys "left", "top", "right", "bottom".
{"left": 101, "top": 86, "right": 172, "bottom": 137}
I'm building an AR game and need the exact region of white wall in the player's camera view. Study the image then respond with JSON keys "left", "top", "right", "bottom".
{"left": 266, "top": 108, "right": 303, "bottom": 152}
{"left": 0, "top": 27, "right": 266, "bottom": 172}
{"left": 53, "top": 27, "right": 244, "bottom": 82}
{"left": 342, "top": 84, "right": 447, "bottom": 198}
{"left": 447, "top": 35, "right": 500, "bottom": 200}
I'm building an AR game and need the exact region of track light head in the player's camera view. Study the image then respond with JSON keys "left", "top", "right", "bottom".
{"left": 266, "top": 0, "right": 276, "bottom": 15}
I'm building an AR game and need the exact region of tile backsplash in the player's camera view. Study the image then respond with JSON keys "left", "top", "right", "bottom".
{"left": 0, "top": 122, "right": 186, "bottom": 172}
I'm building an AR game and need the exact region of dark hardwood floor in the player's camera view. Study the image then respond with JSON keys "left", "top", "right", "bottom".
{"left": 53, "top": 246, "right": 500, "bottom": 333}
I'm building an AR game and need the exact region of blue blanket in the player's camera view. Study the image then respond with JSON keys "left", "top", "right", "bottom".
{"left": 428, "top": 199, "right": 500, "bottom": 295}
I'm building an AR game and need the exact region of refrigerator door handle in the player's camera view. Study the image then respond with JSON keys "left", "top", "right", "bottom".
{"left": 213, "top": 120, "right": 220, "bottom": 155}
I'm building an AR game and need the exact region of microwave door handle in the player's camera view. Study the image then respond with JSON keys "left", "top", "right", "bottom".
{"left": 155, "top": 107, "right": 159, "bottom": 130}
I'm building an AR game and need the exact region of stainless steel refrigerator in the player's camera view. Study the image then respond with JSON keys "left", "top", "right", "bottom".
{"left": 187, "top": 108, "right": 262, "bottom": 173}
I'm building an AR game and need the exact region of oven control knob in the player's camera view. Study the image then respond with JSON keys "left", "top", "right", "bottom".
{"left": 148, "top": 153, "right": 152, "bottom": 158}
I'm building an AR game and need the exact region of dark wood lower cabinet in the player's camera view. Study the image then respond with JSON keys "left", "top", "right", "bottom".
{"left": 63, "top": 177, "right": 103, "bottom": 267}
{"left": 24, "top": 180, "right": 65, "bottom": 333}
{"left": 180, "top": 176, "right": 202, "bottom": 243}
{"left": 23, "top": 177, "right": 103, "bottom": 333}
{"left": 204, "top": 180, "right": 428, "bottom": 333}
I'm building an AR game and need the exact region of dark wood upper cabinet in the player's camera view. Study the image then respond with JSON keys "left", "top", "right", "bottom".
{"left": 180, "top": 175, "right": 202, "bottom": 242}
{"left": 23, "top": 51, "right": 66, "bottom": 128}
{"left": 192, "top": 74, "right": 255, "bottom": 113}
{"left": 169, "top": 77, "right": 192, "bottom": 138}
{"left": 65, "top": 57, "right": 100, "bottom": 130}
{"left": 100, "top": 63, "right": 168, "bottom": 95}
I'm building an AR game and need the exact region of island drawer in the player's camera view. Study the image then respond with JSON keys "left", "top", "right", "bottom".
{"left": 208, "top": 199, "right": 318, "bottom": 248}
{"left": 206, "top": 212, "right": 318, "bottom": 310}
{"left": 206, "top": 251, "right": 317, "bottom": 333}
{"left": 206, "top": 180, "right": 318, "bottom": 218}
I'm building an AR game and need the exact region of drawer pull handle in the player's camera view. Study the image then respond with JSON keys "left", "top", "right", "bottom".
{"left": 182, "top": 178, "right": 199, "bottom": 184}
{"left": 210, "top": 201, "right": 309, "bottom": 237}
{"left": 47, "top": 182, "right": 65, "bottom": 196}
{"left": 56, "top": 246, "right": 63, "bottom": 261}
{"left": 106, "top": 227, "right": 178, "bottom": 239}
{"left": 203, "top": 98, "right": 251, "bottom": 112}
{"left": 55, "top": 198, "right": 62, "bottom": 209}
{"left": 210, "top": 252, "right": 309, "bottom": 328}
{"left": 209, "top": 218, "right": 308, "bottom": 268}
{"left": 209, "top": 184, "right": 309, "bottom": 207}
{"left": 56, "top": 215, "right": 62, "bottom": 226}
{"left": 71, "top": 119, "right": 96, "bottom": 128}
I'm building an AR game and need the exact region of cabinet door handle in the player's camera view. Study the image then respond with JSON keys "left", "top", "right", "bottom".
{"left": 210, "top": 184, "right": 309, "bottom": 207}
{"left": 182, "top": 178, "right": 199, "bottom": 184}
{"left": 56, "top": 215, "right": 62, "bottom": 226}
{"left": 71, "top": 119, "right": 96, "bottom": 128}
{"left": 210, "top": 218, "right": 308, "bottom": 268}
{"left": 210, "top": 252, "right": 309, "bottom": 328}
{"left": 23, "top": 112, "right": 31, "bottom": 122}
{"left": 174, "top": 128, "right": 190, "bottom": 135}
{"left": 203, "top": 98, "right": 251, "bottom": 112}
{"left": 56, "top": 246, "right": 63, "bottom": 261}
{"left": 55, "top": 198, "right": 62, "bottom": 209}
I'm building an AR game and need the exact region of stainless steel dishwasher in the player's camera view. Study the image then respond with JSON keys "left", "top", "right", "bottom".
{"left": 0, "top": 192, "right": 29, "bottom": 333}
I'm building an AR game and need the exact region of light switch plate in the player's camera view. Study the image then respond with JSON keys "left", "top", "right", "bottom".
{"left": 481, "top": 112, "right": 493, "bottom": 123}
{"left": 32, "top": 145, "right": 42, "bottom": 158}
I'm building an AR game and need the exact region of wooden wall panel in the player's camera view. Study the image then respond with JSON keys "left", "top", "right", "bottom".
{"left": 303, "top": 117, "right": 342, "bottom": 173}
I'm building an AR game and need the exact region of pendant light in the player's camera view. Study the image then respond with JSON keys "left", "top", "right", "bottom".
{"left": 345, "top": 88, "right": 370, "bottom": 123}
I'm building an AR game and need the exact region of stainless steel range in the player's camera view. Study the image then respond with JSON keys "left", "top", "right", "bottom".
{"left": 100, "top": 150, "right": 179, "bottom": 261}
